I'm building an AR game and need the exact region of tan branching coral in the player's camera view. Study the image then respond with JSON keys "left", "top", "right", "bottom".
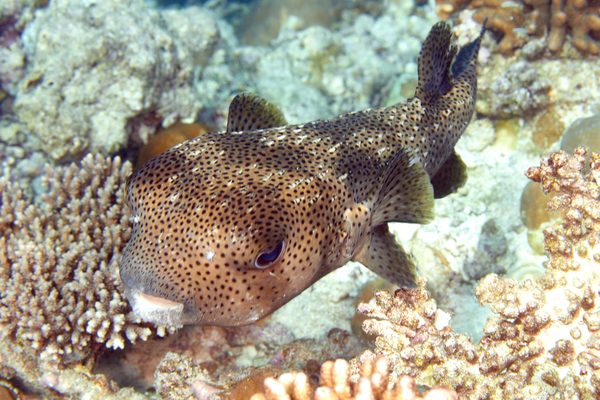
{"left": 437, "top": 0, "right": 600, "bottom": 54}
{"left": 249, "top": 355, "right": 457, "bottom": 400}
{"left": 0, "top": 154, "right": 174, "bottom": 363}
{"left": 354, "top": 282, "right": 486, "bottom": 396}
{"left": 354, "top": 147, "right": 600, "bottom": 398}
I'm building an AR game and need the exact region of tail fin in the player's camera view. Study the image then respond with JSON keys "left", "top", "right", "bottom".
{"left": 415, "top": 20, "right": 487, "bottom": 103}
{"left": 451, "top": 19, "right": 487, "bottom": 77}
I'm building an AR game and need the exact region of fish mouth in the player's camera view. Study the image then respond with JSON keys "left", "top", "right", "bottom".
{"left": 122, "top": 281, "right": 186, "bottom": 327}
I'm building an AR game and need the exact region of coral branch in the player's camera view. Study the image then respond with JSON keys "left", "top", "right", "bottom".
{"left": 249, "top": 355, "right": 457, "bottom": 400}
{"left": 437, "top": 0, "right": 600, "bottom": 54}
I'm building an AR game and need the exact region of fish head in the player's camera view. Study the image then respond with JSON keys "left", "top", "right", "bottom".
{"left": 120, "top": 133, "right": 359, "bottom": 326}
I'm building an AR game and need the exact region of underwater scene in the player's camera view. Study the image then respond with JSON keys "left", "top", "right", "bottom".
{"left": 1, "top": 0, "right": 600, "bottom": 398}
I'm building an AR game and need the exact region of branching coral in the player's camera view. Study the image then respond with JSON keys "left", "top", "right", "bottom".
{"left": 354, "top": 147, "right": 600, "bottom": 398}
{"left": 249, "top": 355, "right": 457, "bottom": 400}
{"left": 0, "top": 154, "right": 174, "bottom": 363}
{"left": 437, "top": 0, "right": 600, "bottom": 54}
{"left": 353, "top": 281, "right": 485, "bottom": 395}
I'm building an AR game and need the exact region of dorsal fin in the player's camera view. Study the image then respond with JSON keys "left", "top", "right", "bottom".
{"left": 226, "top": 93, "right": 288, "bottom": 133}
{"left": 431, "top": 150, "right": 468, "bottom": 199}
{"left": 371, "top": 147, "right": 435, "bottom": 227}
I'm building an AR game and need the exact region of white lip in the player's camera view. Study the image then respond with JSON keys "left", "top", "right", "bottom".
{"left": 124, "top": 285, "right": 185, "bottom": 326}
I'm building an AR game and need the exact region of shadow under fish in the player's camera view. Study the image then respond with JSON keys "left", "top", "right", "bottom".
{"left": 120, "top": 21, "right": 487, "bottom": 326}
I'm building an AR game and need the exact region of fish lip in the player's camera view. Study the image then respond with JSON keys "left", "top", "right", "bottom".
{"left": 122, "top": 281, "right": 186, "bottom": 327}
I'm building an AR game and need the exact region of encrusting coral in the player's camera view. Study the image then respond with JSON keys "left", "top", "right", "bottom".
{"left": 436, "top": 0, "right": 600, "bottom": 54}
{"left": 135, "top": 121, "right": 212, "bottom": 169}
{"left": 353, "top": 147, "right": 600, "bottom": 398}
{"left": 249, "top": 355, "right": 457, "bottom": 400}
{"left": 0, "top": 154, "right": 174, "bottom": 364}
{"left": 560, "top": 114, "right": 600, "bottom": 155}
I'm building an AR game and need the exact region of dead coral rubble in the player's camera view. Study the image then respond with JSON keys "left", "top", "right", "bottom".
{"left": 250, "top": 355, "right": 457, "bottom": 400}
{"left": 355, "top": 147, "right": 600, "bottom": 398}
{"left": 0, "top": 154, "right": 173, "bottom": 364}
{"left": 437, "top": 0, "right": 600, "bottom": 54}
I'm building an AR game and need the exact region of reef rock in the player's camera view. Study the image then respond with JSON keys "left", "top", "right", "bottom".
{"left": 13, "top": 0, "right": 219, "bottom": 159}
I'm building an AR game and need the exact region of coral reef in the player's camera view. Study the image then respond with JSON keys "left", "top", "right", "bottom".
{"left": 0, "top": 154, "right": 173, "bottom": 364}
{"left": 154, "top": 328, "right": 371, "bottom": 399}
{"left": 236, "top": 0, "right": 386, "bottom": 47}
{"left": 437, "top": 0, "right": 600, "bottom": 54}
{"left": 13, "top": 0, "right": 219, "bottom": 159}
{"left": 237, "top": 0, "right": 346, "bottom": 46}
{"left": 94, "top": 321, "right": 297, "bottom": 392}
{"left": 463, "top": 219, "right": 508, "bottom": 280}
{"left": 2, "top": 0, "right": 598, "bottom": 398}
{"left": 249, "top": 355, "right": 457, "bottom": 400}
{"left": 0, "top": 16, "right": 24, "bottom": 96}
{"left": 155, "top": 352, "right": 220, "bottom": 400}
{"left": 0, "top": 0, "right": 44, "bottom": 95}
{"left": 353, "top": 147, "right": 600, "bottom": 398}
{"left": 0, "top": 345, "right": 153, "bottom": 400}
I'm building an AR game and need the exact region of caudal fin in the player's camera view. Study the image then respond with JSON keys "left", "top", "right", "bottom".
{"left": 451, "top": 19, "right": 487, "bottom": 77}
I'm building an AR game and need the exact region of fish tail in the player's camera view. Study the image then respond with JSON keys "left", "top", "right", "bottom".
{"left": 451, "top": 18, "right": 487, "bottom": 78}
{"left": 415, "top": 20, "right": 486, "bottom": 102}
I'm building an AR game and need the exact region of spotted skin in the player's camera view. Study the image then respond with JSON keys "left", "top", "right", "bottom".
{"left": 120, "top": 21, "right": 486, "bottom": 326}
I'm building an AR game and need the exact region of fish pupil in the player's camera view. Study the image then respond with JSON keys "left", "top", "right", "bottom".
{"left": 255, "top": 240, "right": 285, "bottom": 269}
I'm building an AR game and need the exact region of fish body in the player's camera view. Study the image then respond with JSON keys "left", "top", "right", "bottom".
{"left": 120, "top": 21, "right": 486, "bottom": 326}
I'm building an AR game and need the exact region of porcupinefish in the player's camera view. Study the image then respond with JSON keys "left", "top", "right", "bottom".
{"left": 120, "top": 21, "right": 486, "bottom": 327}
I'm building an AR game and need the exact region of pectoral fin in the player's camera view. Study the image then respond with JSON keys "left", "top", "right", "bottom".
{"left": 353, "top": 224, "right": 417, "bottom": 288}
{"left": 371, "top": 147, "right": 435, "bottom": 227}
{"left": 430, "top": 150, "right": 468, "bottom": 199}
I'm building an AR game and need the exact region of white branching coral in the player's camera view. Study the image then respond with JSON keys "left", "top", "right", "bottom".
{"left": 0, "top": 154, "right": 174, "bottom": 363}
{"left": 250, "top": 355, "right": 456, "bottom": 400}
{"left": 354, "top": 147, "right": 600, "bottom": 399}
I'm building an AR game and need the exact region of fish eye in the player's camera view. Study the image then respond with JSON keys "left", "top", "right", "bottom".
{"left": 255, "top": 240, "right": 285, "bottom": 269}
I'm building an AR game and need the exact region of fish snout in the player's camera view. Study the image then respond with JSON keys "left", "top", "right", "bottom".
{"left": 121, "top": 279, "right": 187, "bottom": 326}
{"left": 119, "top": 251, "right": 192, "bottom": 326}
